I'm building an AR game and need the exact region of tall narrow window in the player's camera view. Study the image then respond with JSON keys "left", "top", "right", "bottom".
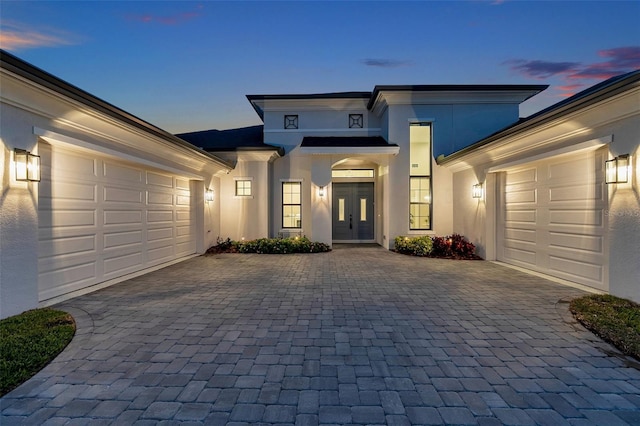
{"left": 282, "top": 182, "right": 302, "bottom": 228}
{"left": 409, "top": 123, "right": 432, "bottom": 230}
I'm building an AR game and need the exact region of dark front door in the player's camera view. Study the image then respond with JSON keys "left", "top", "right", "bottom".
{"left": 332, "top": 183, "right": 374, "bottom": 241}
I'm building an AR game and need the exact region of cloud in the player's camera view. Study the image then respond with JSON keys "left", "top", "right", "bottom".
{"left": 505, "top": 46, "right": 640, "bottom": 97}
{"left": 503, "top": 59, "right": 580, "bottom": 79}
{"left": 361, "top": 58, "right": 414, "bottom": 68}
{"left": 125, "top": 7, "right": 203, "bottom": 25}
{"left": 0, "top": 21, "right": 78, "bottom": 51}
{"left": 569, "top": 46, "right": 640, "bottom": 80}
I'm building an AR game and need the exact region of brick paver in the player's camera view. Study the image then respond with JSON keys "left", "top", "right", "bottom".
{"left": 1, "top": 245, "right": 639, "bottom": 424}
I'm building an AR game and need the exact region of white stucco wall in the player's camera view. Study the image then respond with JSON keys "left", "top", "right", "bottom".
{"left": 0, "top": 108, "right": 40, "bottom": 318}
{"left": 219, "top": 160, "right": 270, "bottom": 241}
{"left": 605, "top": 118, "right": 640, "bottom": 302}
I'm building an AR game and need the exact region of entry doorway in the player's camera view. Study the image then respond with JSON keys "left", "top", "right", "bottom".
{"left": 332, "top": 183, "right": 374, "bottom": 241}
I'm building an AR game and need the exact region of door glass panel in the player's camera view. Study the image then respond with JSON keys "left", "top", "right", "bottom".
{"left": 338, "top": 198, "right": 345, "bottom": 221}
{"left": 360, "top": 198, "right": 367, "bottom": 221}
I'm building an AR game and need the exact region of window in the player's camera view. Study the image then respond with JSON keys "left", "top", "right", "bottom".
{"left": 284, "top": 115, "right": 298, "bottom": 129}
{"left": 409, "top": 123, "right": 432, "bottom": 230}
{"left": 235, "top": 179, "right": 252, "bottom": 196}
{"left": 331, "top": 169, "right": 374, "bottom": 178}
{"left": 282, "top": 182, "right": 302, "bottom": 228}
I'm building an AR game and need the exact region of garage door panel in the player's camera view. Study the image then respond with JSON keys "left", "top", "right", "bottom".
{"left": 504, "top": 227, "right": 536, "bottom": 242}
{"left": 104, "top": 210, "right": 143, "bottom": 225}
{"left": 148, "top": 191, "right": 174, "bottom": 205}
{"left": 176, "top": 240, "right": 196, "bottom": 256}
{"left": 40, "top": 235, "right": 96, "bottom": 258}
{"left": 176, "top": 210, "right": 191, "bottom": 222}
{"left": 148, "top": 210, "right": 174, "bottom": 223}
{"left": 505, "top": 188, "right": 536, "bottom": 204}
{"left": 505, "top": 209, "right": 536, "bottom": 223}
{"left": 503, "top": 246, "right": 536, "bottom": 265}
{"left": 39, "top": 144, "right": 197, "bottom": 302}
{"left": 40, "top": 209, "right": 96, "bottom": 229}
{"left": 148, "top": 227, "right": 173, "bottom": 241}
{"left": 148, "top": 246, "right": 175, "bottom": 264}
{"left": 549, "top": 232, "right": 603, "bottom": 253}
{"left": 176, "top": 224, "right": 193, "bottom": 237}
{"left": 42, "top": 180, "right": 96, "bottom": 202}
{"left": 104, "top": 186, "right": 144, "bottom": 204}
{"left": 103, "top": 161, "right": 143, "bottom": 183}
{"left": 549, "top": 255, "right": 603, "bottom": 283}
{"left": 549, "top": 209, "right": 603, "bottom": 226}
{"left": 506, "top": 168, "right": 537, "bottom": 185}
{"left": 176, "top": 178, "right": 190, "bottom": 190}
{"left": 549, "top": 183, "right": 603, "bottom": 203}
{"left": 176, "top": 194, "right": 191, "bottom": 206}
{"left": 54, "top": 152, "right": 97, "bottom": 178}
{"left": 147, "top": 171, "right": 174, "bottom": 188}
{"left": 103, "top": 252, "right": 144, "bottom": 276}
{"left": 39, "top": 262, "right": 97, "bottom": 298}
{"left": 103, "top": 230, "right": 143, "bottom": 249}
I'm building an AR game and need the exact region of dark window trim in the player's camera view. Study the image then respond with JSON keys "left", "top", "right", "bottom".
{"left": 282, "top": 181, "right": 302, "bottom": 229}
{"left": 409, "top": 122, "right": 433, "bottom": 231}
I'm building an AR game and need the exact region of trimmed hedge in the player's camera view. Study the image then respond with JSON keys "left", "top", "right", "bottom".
{"left": 207, "top": 236, "right": 331, "bottom": 254}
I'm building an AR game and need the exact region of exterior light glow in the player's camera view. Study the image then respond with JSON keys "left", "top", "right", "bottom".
{"left": 14, "top": 148, "right": 41, "bottom": 182}
{"left": 472, "top": 183, "right": 483, "bottom": 198}
{"left": 605, "top": 154, "right": 630, "bottom": 184}
{"left": 318, "top": 185, "right": 325, "bottom": 197}
{"left": 205, "top": 188, "right": 214, "bottom": 202}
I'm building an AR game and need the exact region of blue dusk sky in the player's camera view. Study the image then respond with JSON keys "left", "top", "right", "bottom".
{"left": 1, "top": 1, "right": 639, "bottom": 133}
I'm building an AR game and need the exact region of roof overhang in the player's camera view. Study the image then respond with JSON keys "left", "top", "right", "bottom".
{"left": 246, "top": 92, "right": 371, "bottom": 120}
{"left": 368, "top": 85, "right": 548, "bottom": 116}
{"left": 299, "top": 146, "right": 399, "bottom": 155}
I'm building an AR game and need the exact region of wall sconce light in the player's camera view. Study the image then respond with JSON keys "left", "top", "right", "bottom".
{"left": 205, "top": 188, "right": 214, "bottom": 202}
{"left": 605, "top": 154, "right": 630, "bottom": 184}
{"left": 318, "top": 185, "right": 325, "bottom": 197}
{"left": 14, "top": 149, "right": 41, "bottom": 182}
{"left": 472, "top": 183, "right": 483, "bottom": 199}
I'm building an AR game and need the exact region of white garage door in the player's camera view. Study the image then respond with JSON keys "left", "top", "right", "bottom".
{"left": 498, "top": 149, "right": 607, "bottom": 290}
{"left": 38, "top": 144, "right": 196, "bottom": 301}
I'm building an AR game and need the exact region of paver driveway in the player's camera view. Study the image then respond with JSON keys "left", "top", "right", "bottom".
{"left": 2, "top": 245, "right": 639, "bottom": 425}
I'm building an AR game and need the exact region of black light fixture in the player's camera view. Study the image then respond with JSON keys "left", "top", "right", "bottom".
{"left": 318, "top": 185, "right": 325, "bottom": 197}
{"left": 14, "top": 148, "right": 41, "bottom": 182}
{"left": 205, "top": 188, "right": 214, "bottom": 202}
{"left": 605, "top": 154, "right": 630, "bottom": 184}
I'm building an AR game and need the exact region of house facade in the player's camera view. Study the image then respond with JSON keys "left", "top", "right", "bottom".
{"left": 1, "top": 49, "right": 638, "bottom": 319}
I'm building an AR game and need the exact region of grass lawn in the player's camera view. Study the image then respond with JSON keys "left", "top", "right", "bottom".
{"left": 570, "top": 294, "right": 640, "bottom": 360}
{"left": 0, "top": 308, "right": 75, "bottom": 396}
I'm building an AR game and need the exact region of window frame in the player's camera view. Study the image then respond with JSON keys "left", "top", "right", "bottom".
{"left": 409, "top": 122, "right": 433, "bottom": 231}
{"left": 281, "top": 181, "right": 302, "bottom": 229}
{"left": 284, "top": 114, "right": 299, "bottom": 129}
{"left": 234, "top": 178, "right": 253, "bottom": 198}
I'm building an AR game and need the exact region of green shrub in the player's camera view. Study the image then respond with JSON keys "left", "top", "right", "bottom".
{"left": 208, "top": 236, "right": 331, "bottom": 254}
{"left": 394, "top": 235, "right": 433, "bottom": 256}
{"left": 395, "top": 234, "right": 479, "bottom": 259}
